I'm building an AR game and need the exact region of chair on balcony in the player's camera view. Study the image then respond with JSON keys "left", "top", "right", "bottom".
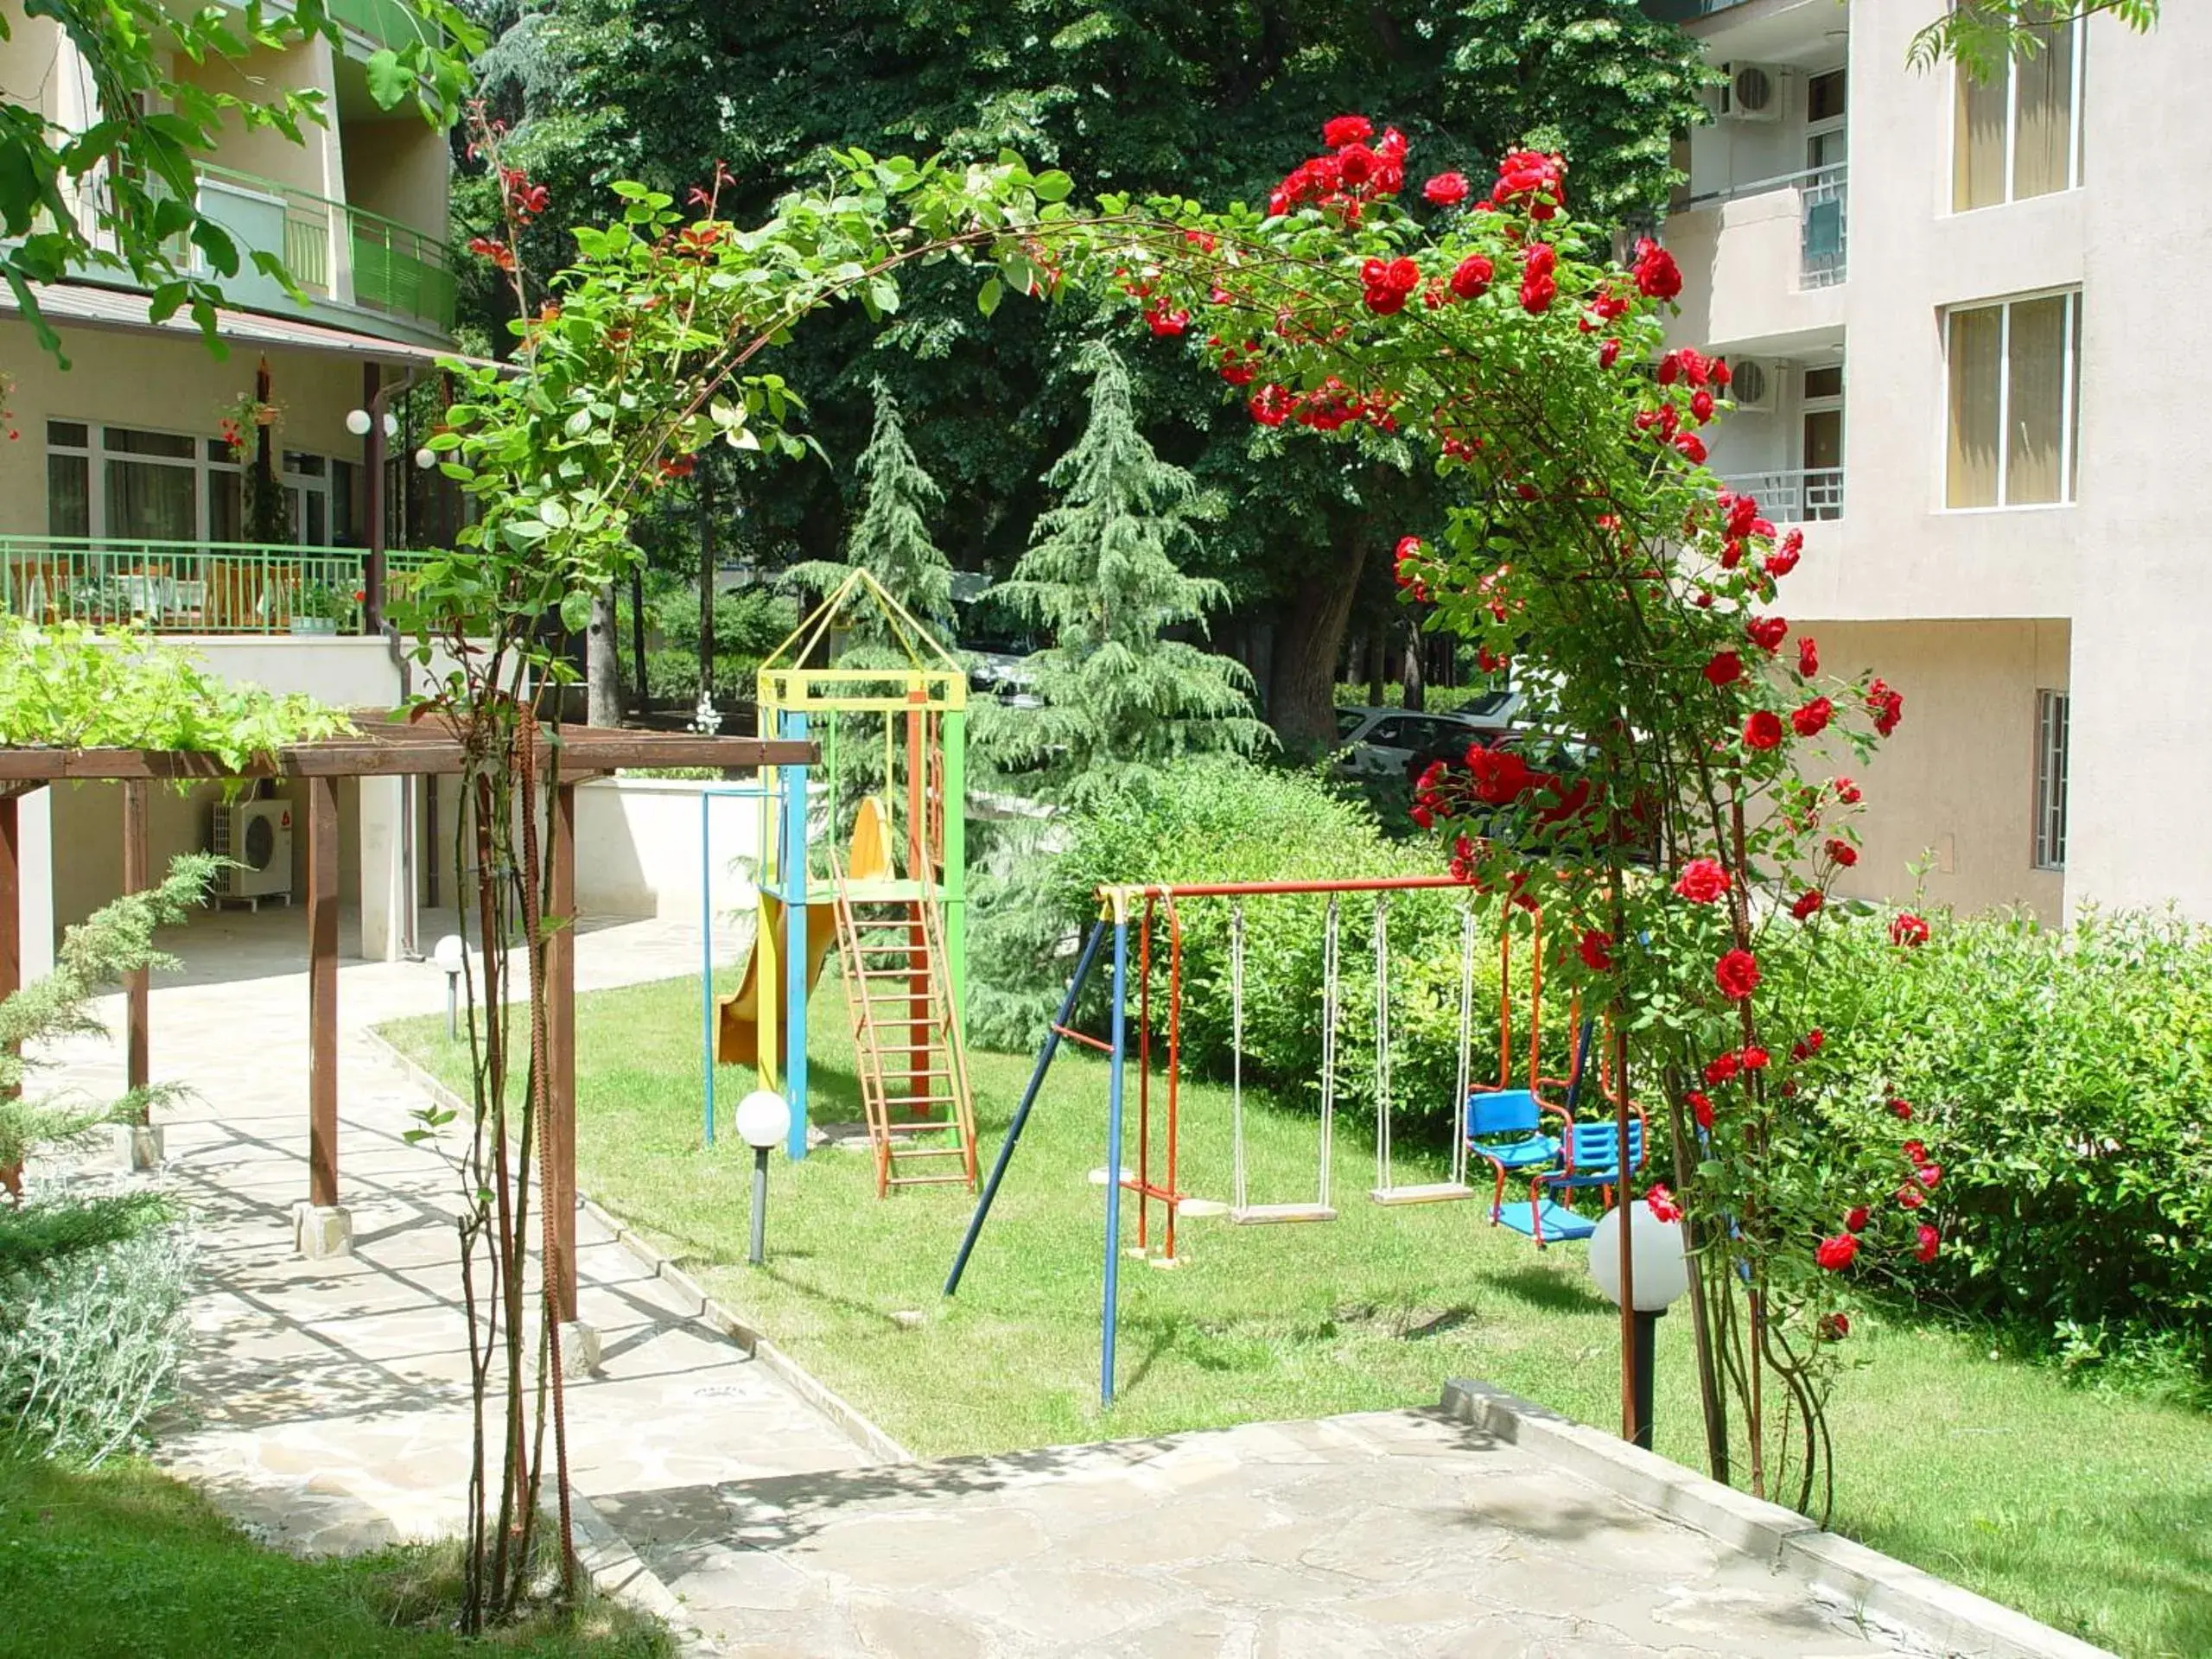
{"left": 5, "top": 558, "right": 69, "bottom": 624}
{"left": 203, "top": 559, "right": 289, "bottom": 632}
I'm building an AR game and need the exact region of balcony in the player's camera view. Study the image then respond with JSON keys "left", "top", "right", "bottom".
{"left": 1721, "top": 467, "right": 1844, "bottom": 524}
{"left": 1683, "top": 164, "right": 1847, "bottom": 289}
{"left": 1, "top": 538, "right": 429, "bottom": 636}
{"left": 194, "top": 165, "right": 456, "bottom": 334}
{"left": 1662, "top": 166, "right": 1848, "bottom": 352}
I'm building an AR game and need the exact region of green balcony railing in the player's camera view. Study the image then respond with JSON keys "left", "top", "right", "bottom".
{"left": 348, "top": 207, "right": 457, "bottom": 333}
{"left": 1, "top": 537, "right": 429, "bottom": 636}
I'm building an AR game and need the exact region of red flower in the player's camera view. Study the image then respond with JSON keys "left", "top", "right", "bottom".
{"left": 1249, "top": 384, "right": 1294, "bottom": 427}
{"left": 1322, "top": 114, "right": 1374, "bottom": 149}
{"left": 1743, "top": 710, "right": 1783, "bottom": 751}
{"left": 1745, "top": 615, "right": 1789, "bottom": 652}
{"left": 1825, "top": 836, "right": 1858, "bottom": 868}
{"left": 1703, "top": 1052, "right": 1739, "bottom": 1086}
{"left": 1578, "top": 930, "right": 1614, "bottom": 972}
{"left": 1703, "top": 651, "right": 1744, "bottom": 687}
{"left": 1797, "top": 636, "right": 1820, "bottom": 677}
{"left": 1890, "top": 1098, "right": 1914, "bottom": 1121}
{"left": 1819, "top": 1312, "right": 1852, "bottom": 1341}
{"left": 1766, "top": 528, "right": 1805, "bottom": 578}
{"left": 1815, "top": 1234, "right": 1859, "bottom": 1272}
{"left": 1519, "top": 270, "right": 1556, "bottom": 314}
{"left": 1491, "top": 149, "right": 1567, "bottom": 217}
{"left": 1790, "top": 889, "right": 1825, "bottom": 921}
{"left": 1916, "top": 1223, "right": 1942, "bottom": 1263}
{"left": 1674, "top": 431, "right": 1708, "bottom": 463}
{"left": 1644, "top": 1184, "right": 1683, "bottom": 1223}
{"left": 466, "top": 234, "right": 517, "bottom": 271}
{"left": 1675, "top": 858, "right": 1732, "bottom": 905}
{"left": 1741, "top": 1045, "right": 1770, "bottom": 1071}
{"left": 1897, "top": 1184, "right": 1927, "bottom": 1211}
{"left": 1687, "top": 1090, "right": 1715, "bottom": 1131}
{"left": 1791, "top": 696, "right": 1834, "bottom": 737}
{"left": 1844, "top": 1205, "right": 1871, "bottom": 1234}
{"left": 1467, "top": 746, "right": 1535, "bottom": 805}
{"left": 1689, "top": 389, "right": 1714, "bottom": 423}
{"left": 1714, "top": 947, "right": 1760, "bottom": 1001}
{"left": 1423, "top": 171, "right": 1470, "bottom": 207}
{"left": 1598, "top": 337, "right": 1621, "bottom": 369}
{"left": 1891, "top": 912, "right": 1930, "bottom": 949}
{"left": 1143, "top": 306, "right": 1191, "bottom": 336}
{"left": 1915, "top": 1163, "right": 1942, "bottom": 1190}
{"left": 1867, "top": 677, "right": 1904, "bottom": 737}
{"left": 1448, "top": 253, "right": 1495, "bottom": 299}
{"left": 1631, "top": 237, "right": 1682, "bottom": 301}
{"left": 1903, "top": 1139, "right": 1928, "bottom": 1164}
{"left": 1835, "top": 777, "right": 1861, "bottom": 804}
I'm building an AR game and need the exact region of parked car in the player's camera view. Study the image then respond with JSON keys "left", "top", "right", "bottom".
{"left": 1334, "top": 690, "right": 1522, "bottom": 780}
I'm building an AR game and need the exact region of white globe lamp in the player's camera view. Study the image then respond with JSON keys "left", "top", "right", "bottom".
{"left": 734, "top": 1089, "right": 792, "bottom": 1266}
{"left": 432, "top": 933, "right": 467, "bottom": 1039}
{"left": 1589, "top": 1199, "right": 1690, "bottom": 1450}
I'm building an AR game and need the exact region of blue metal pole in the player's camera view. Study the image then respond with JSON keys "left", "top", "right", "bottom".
{"left": 781, "top": 709, "right": 811, "bottom": 1161}
{"left": 944, "top": 918, "right": 1109, "bottom": 1297}
{"left": 701, "top": 787, "right": 716, "bottom": 1147}
{"left": 1101, "top": 911, "right": 1128, "bottom": 1408}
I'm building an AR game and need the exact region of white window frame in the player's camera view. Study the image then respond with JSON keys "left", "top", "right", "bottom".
{"left": 45, "top": 420, "right": 337, "bottom": 545}
{"left": 1953, "top": 10, "right": 2087, "bottom": 213}
{"left": 2032, "top": 688, "right": 2069, "bottom": 871}
{"left": 1942, "top": 288, "right": 2081, "bottom": 512}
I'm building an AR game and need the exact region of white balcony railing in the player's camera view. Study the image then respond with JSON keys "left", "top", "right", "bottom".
{"left": 1721, "top": 468, "right": 1844, "bottom": 524}
{"left": 1684, "top": 163, "right": 1848, "bottom": 289}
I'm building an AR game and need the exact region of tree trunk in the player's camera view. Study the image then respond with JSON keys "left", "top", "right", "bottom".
{"left": 1365, "top": 629, "right": 1386, "bottom": 706}
{"left": 1267, "top": 533, "right": 1364, "bottom": 748}
{"left": 697, "top": 467, "right": 718, "bottom": 709}
{"left": 586, "top": 585, "right": 622, "bottom": 726}
{"left": 1400, "top": 623, "right": 1426, "bottom": 712}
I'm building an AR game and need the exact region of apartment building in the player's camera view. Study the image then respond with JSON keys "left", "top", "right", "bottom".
{"left": 1, "top": 2, "right": 461, "bottom": 970}
{"left": 1650, "top": 0, "right": 2212, "bottom": 923}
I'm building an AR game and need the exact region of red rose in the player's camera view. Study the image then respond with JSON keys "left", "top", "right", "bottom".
{"left": 1844, "top": 1205, "right": 1871, "bottom": 1234}
{"left": 1819, "top": 1312, "right": 1852, "bottom": 1341}
{"left": 1915, "top": 1163, "right": 1942, "bottom": 1190}
{"left": 1687, "top": 1090, "right": 1715, "bottom": 1130}
{"left": 1741, "top": 1045, "right": 1770, "bottom": 1071}
{"left": 1916, "top": 1223, "right": 1941, "bottom": 1263}
{"left": 1890, "top": 1098, "right": 1914, "bottom": 1121}
{"left": 1745, "top": 615, "right": 1789, "bottom": 652}
{"left": 1897, "top": 1184, "right": 1927, "bottom": 1211}
{"left": 1519, "top": 271, "right": 1556, "bottom": 313}
{"left": 1790, "top": 889, "right": 1825, "bottom": 920}
{"left": 1689, "top": 389, "right": 1715, "bottom": 423}
{"left": 1448, "top": 253, "right": 1494, "bottom": 299}
{"left": 1806, "top": 1027, "right": 1826, "bottom": 1052}
{"left": 1890, "top": 912, "right": 1930, "bottom": 949}
{"left": 1791, "top": 696, "right": 1834, "bottom": 737}
{"left": 1644, "top": 1183, "right": 1682, "bottom": 1223}
{"left": 1703, "top": 1055, "right": 1739, "bottom": 1089}
{"left": 1798, "top": 636, "right": 1820, "bottom": 677}
{"left": 1867, "top": 677, "right": 1904, "bottom": 737}
{"left": 1675, "top": 858, "right": 1732, "bottom": 904}
{"left": 1395, "top": 535, "right": 1424, "bottom": 564}
{"left": 1674, "top": 432, "right": 1708, "bottom": 463}
{"left": 1714, "top": 947, "right": 1760, "bottom": 1001}
{"left": 1598, "top": 337, "right": 1620, "bottom": 369}
{"left": 1825, "top": 836, "right": 1858, "bottom": 868}
{"left": 1249, "top": 385, "right": 1294, "bottom": 427}
{"left": 1902, "top": 1138, "right": 1928, "bottom": 1163}
{"left": 1704, "top": 651, "right": 1744, "bottom": 687}
{"left": 1578, "top": 930, "right": 1614, "bottom": 972}
{"left": 1815, "top": 1234, "right": 1859, "bottom": 1272}
{"left": 1632, "top": 237, "right": 1681, "bottom": 301}
{"left": 1835, "top": 777, "right": 1862, "bottom": 804}
{"left": 1423, "top": 171, "right": 1470, "bottom": 207}
{"left": 1323, "top": 115, "right": 1373, "bottom": 148}
{"left": 1743, "top": 710, "right": 1783, "bottom": 751}
{"left": 1143, "top": 306, "right": 1191, "bottom": 336}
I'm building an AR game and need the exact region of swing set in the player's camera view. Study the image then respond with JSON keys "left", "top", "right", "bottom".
{"left": 943, "top": 874, "right": 1648, "bottom": 1405}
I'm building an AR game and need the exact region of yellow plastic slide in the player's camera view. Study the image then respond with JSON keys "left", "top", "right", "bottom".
{"left": 715, "top": 798, "right": 892, "bottom": 1068}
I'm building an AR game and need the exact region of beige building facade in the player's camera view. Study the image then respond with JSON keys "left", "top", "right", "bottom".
{"left": 1655, "top": 0, "right": 2210, "bottom": 922}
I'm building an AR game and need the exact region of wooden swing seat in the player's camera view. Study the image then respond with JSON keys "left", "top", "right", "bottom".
{"left": 1367, "top": 1181, "right": 1477, "bottom": 1206}
{"left": 1229, "top": 1202, "right": 1338, "bottom": 1225}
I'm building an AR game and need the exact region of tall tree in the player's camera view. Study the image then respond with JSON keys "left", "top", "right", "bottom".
{"left": 455, "top": 0, "right": 1713, "bottom": 739}
{"left": 1910, "top": 0, "right": 2158, "bottom": 79}
{"left": 789, "top": 380, "right": 955, "bottom": 643}
{"left": 991, "top": 345, "right": 1268, "bottom": 808}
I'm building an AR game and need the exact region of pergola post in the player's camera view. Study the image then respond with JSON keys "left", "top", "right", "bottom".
{"left": 121, "top": 781, "right": 149, "bottom": 1096}
{"left": 296, "top": 773, "right": 351, "bottom": 1257}
{"left": 0, "top": 791, "right": 20, "bottom": 1019}
{"left": 545, "top": 779, "right": 579, "bottom": 1327}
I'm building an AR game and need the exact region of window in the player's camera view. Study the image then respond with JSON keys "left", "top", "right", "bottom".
{"left": 1954, "top": 10, "right": 2084, "bottom": 210}
{"left": 1944, "top": 291, "right": 2081, "bottom": 508}
{"left": 2033, "top": 690, "right": 2069, "bottom": 870}
{"left": 42, "top": 421, "right": 345, "bottom": 546}
{"left": 1802, "top": 363, "right": 1845, "bottom": 522}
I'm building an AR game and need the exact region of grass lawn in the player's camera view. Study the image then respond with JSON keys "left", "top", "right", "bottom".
{"left": 386, "top": 974, "right": 2212, "bottom": 1659}
{"left": 0, "top": 1444, "right": 668, "bottom": 1658}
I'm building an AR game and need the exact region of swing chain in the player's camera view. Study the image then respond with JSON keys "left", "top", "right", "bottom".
{"left": 1373, "top": 893, "right": 1391, "bottom": 1193}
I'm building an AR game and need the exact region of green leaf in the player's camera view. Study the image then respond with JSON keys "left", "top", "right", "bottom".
{"left": 976, "top": 277, "right": 1004, "bottom": 318}
{"left": 363, "top": 48, "right": 410, "bottom": 109}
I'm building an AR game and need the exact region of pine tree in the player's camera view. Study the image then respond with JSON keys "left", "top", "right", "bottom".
{"left": 991, "top": 343, "right": 1268, "bottom": 809}
{"left": 787, "top": 378, "right": 953, "bottom": 645}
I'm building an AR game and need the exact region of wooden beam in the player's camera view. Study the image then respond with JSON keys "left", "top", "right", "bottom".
{"left": 122, "top": 781, "right": 149, "bottom": 1095}
{"left": 545, "top": 779, "right": 578, "bottom": 1324}
{"left": 306, "top": 777, "right": 340, "bottom": 1208}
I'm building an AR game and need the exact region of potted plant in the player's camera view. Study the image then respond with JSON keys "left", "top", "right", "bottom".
{"left": 289, "top": 581, "right": 351, "bottom": 634}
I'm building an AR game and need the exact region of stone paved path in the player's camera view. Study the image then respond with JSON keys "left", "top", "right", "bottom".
{"left": 49, "top": 907, "right": 870, "bottom": 1559}
{"left": 591, "top": 1407, "right": 1900, "bottom": 1657}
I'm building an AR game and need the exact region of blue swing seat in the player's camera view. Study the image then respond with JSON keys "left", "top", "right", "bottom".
{"left": 1465, "top": 1088, "right": 1565, "bottom": 1222}
{"left": 1497, "top": 1116, "right": 1647, "bottom": 1249}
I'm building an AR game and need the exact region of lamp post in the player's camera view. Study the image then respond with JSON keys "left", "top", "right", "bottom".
{"left": 734, "top": 1088, "right": 791, "bottom": 1268}
{"left": 433, "top": 933, "right": 466, "bottom": 1040}
{"left": 1588, "top": 1198, "right": 1691, "bottom": 1451}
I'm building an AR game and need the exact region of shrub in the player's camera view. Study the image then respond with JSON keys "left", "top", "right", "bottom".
{"left": 0, "top": 1221, "right": 196, "bottom": 1464}
{"left": 1806, "top": 906, "right": 2212, "bottom": 1371}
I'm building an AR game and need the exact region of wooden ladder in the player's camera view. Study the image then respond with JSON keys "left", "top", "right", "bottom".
{"left": 830, "top": 855, "right": 978, "bottom": 1198}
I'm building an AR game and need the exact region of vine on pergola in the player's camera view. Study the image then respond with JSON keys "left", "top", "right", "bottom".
{"left": 410, "top": 110, "right": 1936, "bottom": 1611}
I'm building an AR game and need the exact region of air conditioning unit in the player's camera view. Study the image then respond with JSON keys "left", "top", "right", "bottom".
{"left": 1727, "top": 358, "right": 1780, "bottom": 414}
{"left": 1719, "top": 61, "right": 1784, "bottom": 123}
{"left": 213, "top": 799, "right": 294, "bottom": 904}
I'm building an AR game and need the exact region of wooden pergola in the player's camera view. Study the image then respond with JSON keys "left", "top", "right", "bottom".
{"left": 0, "top": 721, "right": 814, "bottom": 1319}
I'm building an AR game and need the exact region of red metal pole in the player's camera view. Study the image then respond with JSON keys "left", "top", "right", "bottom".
{"left": 1135, "top": 895, "right": 1152, "bottom": 1254}
{"left": 906, "top": 690, "right": 928, "bottom": 1109}
{"left": 1103, "top": 874, "right": 1476, "bottom": 900}
{"left": 122, "top": 781, "right": 149, "bottom": 1096}
{"left": 1165, "top": 898, "right": 1182, "bottom": 1262}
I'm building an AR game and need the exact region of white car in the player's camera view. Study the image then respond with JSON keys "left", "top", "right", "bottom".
{"left": 1334, "top": 692, "right": 1522, "bottom": 781}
